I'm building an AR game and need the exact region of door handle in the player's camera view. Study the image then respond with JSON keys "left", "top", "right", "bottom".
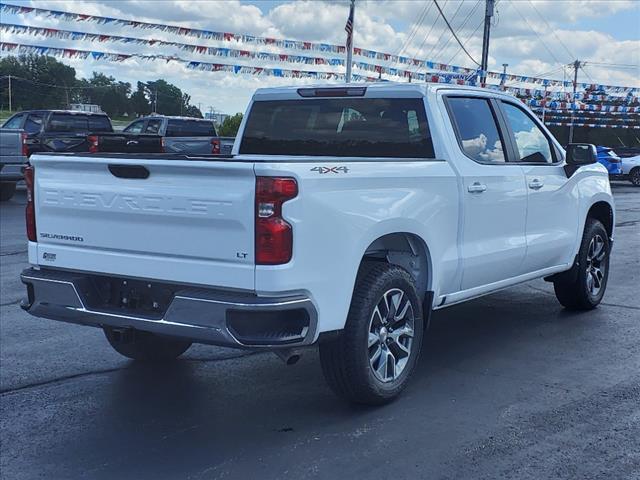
{"left": 528, "top": 179, "right": 544, "bottom": 190}
{"left": 467, "top": 182, "right": 487, "bottom": 193}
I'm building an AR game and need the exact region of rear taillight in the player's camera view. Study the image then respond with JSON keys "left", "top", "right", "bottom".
{"left": 211, "top": 139, "right": 221, "bottom": 154}
{"left": 255, "top": 177, "right": 298, "bottom": 265}
{"left": 87, "top": 135, "right": 99, "bottom": 153}
{"left": 21, "top": 132, "right": 29, "bottom": 157}
{"left": 24, "top": 165, "right": 36, "bottom": 242}
{"left": 160, "top": 137, "right": 165, "bottom": 153}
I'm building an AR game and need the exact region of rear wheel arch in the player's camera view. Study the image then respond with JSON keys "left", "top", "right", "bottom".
{"left": 360, "top": 232, "right": 432, "bottom": 302}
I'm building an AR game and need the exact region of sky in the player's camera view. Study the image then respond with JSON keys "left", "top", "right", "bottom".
{"left": 1, "top": 0, "right": 639, "bottom": 114}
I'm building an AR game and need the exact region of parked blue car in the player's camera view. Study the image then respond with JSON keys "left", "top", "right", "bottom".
{"left": 596, "top": 146, "right": 622, "bottom": 175}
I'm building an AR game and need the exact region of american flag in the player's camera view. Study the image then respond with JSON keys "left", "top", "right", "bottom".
{"left": 345, "top": 0, "right": 354, "bottom": 47}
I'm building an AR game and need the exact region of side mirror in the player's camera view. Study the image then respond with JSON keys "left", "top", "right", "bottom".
{"left": 565, "top": 143, "right": 597, "bottom": 177}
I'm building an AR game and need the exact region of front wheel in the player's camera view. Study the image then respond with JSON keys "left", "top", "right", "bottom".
{"left": 104, "top": 328, "right": 192, "bottom": 361}
{"left": 319, "top": 262, "right": 424, "bottom": 405}
{"left": 553, "top": 218, "right": 610, "bottom": 310}
{"left": 629, "top": 167, "right": 640, "bottom": 187}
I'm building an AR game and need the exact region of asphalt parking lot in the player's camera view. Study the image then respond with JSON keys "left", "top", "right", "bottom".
{"left": 1, "top": 184, "right": 638, "bottom": 480}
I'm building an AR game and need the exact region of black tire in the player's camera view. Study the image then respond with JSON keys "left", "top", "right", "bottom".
{"left": 0, "top": 182, "right": 16, "bottom": 202}
{"left": 553, "top": 218, "right": 610, "bottom": 310}
{"left": 629, "top": 167, "right": 640, "bottom": 187}
{"left": 319, "top": 262, "right": 424, "bottom": 405}
{"left": 104, "top": 327, "right": 191, "bottom": 361}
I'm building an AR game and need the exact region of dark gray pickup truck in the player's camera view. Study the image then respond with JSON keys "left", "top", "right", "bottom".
{"left": 90, "top": 116, "right": 233, "bottom": 155}
{"left": 2, "top": 110, "right": 114, "bottom": 156}
{"left": 0, "top": 126, "right": 27, "bottom": 201}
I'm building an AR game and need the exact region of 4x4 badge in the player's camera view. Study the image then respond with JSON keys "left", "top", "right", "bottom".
{"left": 310, "top": 166, "right": 349, "bottom": 174}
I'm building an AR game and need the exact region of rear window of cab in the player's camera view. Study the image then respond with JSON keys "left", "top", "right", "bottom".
{"left": 240, "top": 98, "right": 435, "bottom": 158}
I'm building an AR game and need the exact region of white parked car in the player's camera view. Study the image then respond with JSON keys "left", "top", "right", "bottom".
{"left": 619, "top": 154, "right": 640, "bottom": 186}
{"left": 21, "top": 83, "right": 615, "bottom": 404}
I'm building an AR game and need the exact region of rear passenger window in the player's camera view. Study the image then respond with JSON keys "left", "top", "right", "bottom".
{"left": 240, "top": 98, "right": 434, "bottom": 158}
{"left": 448, "top": 97, "right": 506, "bottom": 163}
{"left": 24, "top": 114, "right": 43, "bottom": 134}
{"left": 144, "top": 119, "right": 162, "bottom": 134}
{"left": 166, "top": 120, "right": 215, "bottom": 137}
{"left": 3, "top": 114, "right": 24, "bottom": 129}
{"left": 88, "top": 116, "right": 112, "bottom": 133}
{"left": 48, "top": 114, "right": 89, "bottom": 132}
{"left": 124, "top": 120, "right": 144, "bottom": 133}
{"left": 501, "top": 102, "right": 554, "bottom": 163}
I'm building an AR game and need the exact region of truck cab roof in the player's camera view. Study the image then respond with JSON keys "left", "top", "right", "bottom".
{"left": 252, "top": 82, "right": 519, "bottom": 101}
{"left": 14, "top": 110, "right": 109, "bottom": 116}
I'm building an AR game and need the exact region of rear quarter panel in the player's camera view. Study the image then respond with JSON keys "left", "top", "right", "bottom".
{"left": 0, "top": 129, "right": 25, "bottom": 164}
{"left": 253, "top": 158, "right": 459, "bottom": 335}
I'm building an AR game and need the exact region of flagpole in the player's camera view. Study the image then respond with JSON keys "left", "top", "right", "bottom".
{"left": 345, "top": 0, "right": 355, "bottom": 83}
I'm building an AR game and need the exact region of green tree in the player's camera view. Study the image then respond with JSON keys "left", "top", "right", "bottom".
{"left": 218, "top": 113, "right": 243, "bottom": 136}
{"left": 184, "top": 105, "right": 203, "bottom": 118}
{"left": 147, "top": 79, "right": 183, "bottom": 116}
{"left": 74, "top": 72, "right": 131, "bottom": 117}
{"left": 130, "top": 81, "right": 151, "bottom": 117}
{"left": 0, "top": 54, "right": 76, "bottom": 110}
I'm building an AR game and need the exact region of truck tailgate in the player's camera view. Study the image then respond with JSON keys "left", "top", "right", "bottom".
{"left": 30, "top": 154, "right": 256, "bottom": 290}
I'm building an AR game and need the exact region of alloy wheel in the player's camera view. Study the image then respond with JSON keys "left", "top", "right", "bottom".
{"left": 585, "top": 234, "right": 607, "bottom": 297}
{"left": 367, "top": 288, "right": 415, "bottom": 383}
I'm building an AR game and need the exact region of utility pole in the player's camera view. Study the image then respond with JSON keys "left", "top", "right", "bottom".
{"left": 8, "top": 75, "right": 12, "bottom": 112}
{"left": 480, "top": 0, "right": 495, "bottom": 86}
{"left": 345, "top": 0, "right": 355, "bottom": 83}
{"left": 541, "top": 87, "right": 548, "bottom": 124}
{"left": 568, "top": 59, "right": 581, "bottom": 144}
{"left": 500, "top": 63, "right": 508, "bottom": 87}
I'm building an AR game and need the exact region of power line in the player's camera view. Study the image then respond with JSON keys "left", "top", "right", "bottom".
{"left": 584, "top": 62, "right": 640, "bottom": 70}
{"left": 446, "top": 17, "right": 483, "bottom": 65}
{"left": 432, "top": 0, "right": 480, "bottom": 66}
{"left": 395, "top": 2, "right": 432, "bottom": 57}
{"left": 509, "top": 1, "right": 565, "bottom": 68}
{"left": 410, "top": 0, "right": 447, "bottom": 65}
{"left": 526, "top": 0, "right": 574, "bottom": 61}
{"left": 579, "top": 63, "right": 595, "bottom": 84}
{"left": 0, "top": 75, "right": 124, "bottom": 90}
{"left": 425, "top": 0, "right": 452, "bottom": 62}
{"left": 503, "top": 65, "right": 566, "bottom": 88}
{"left": 431, "top": 0, "right": 480, "bottom": 64}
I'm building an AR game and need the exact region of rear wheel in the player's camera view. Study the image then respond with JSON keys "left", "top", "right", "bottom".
{"left": 629, "top": 167, "right": 640, "bottom": 187}
{"left": 0, "top": 182, "right": 16, "bottom": 202}
{"left": 104, "top": 327, "right": 191, "bottom": 361}
{"left": 319, "top": 262, "right": 424, "bottom": 405}
{"left": 553, "top": 218, "right": 610, "bottom": 310}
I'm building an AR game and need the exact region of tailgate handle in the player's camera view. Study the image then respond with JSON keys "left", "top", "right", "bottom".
{"left": 108, "top": 164, "right": 150, "bottom": 179}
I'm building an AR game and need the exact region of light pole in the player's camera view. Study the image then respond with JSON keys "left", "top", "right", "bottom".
{"left": 500, "top": 63, "right": 508, "bottom": 88}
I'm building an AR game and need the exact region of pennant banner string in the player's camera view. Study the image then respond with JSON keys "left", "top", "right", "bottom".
{"left": 1, "top": 2, "right": 638, "bottom": 94}
{"left": 3, "top": 41, "right": 638, "bottom": 120}
{"left": 0, "top": 23, "right": 475, "bottom": 84}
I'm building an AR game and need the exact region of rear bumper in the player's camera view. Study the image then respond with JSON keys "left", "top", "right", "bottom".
{"left": 21, "top": 268, "right": 317, "bottom": 349}
{"left": 0, "top": 162, "right": 26, "bottom": 181}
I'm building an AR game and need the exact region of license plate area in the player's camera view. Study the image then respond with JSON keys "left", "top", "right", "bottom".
{"left": 83, "top": 275, "right": 177, "bottom": 319}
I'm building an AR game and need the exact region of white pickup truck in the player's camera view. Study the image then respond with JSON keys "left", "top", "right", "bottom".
{"left": 21, "top": 83, "right": 614, "bottom": 404}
